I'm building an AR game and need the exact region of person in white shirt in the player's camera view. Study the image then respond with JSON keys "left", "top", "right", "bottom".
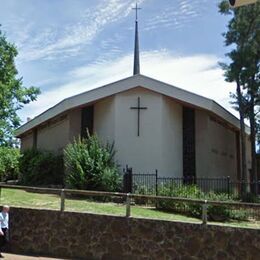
{"left": 0, "top": 205, "right": 9, "bottom": 258}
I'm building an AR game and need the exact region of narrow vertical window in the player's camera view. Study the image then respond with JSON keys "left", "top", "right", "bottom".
{"left": 81, "top": 105, "right": 94, "bottom": 138}
{"left": 33, "top": 128, "right": 38, "bottom": 149}
{"left": 183, "top": 107, "right": 196, "bottom": 180}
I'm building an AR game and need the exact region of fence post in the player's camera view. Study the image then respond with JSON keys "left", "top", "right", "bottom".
{"left": 128, "top": 167, "right": 133, "bottom": 193}
{"left": 155, "top": 169, "right": 158, "bottom": 196}
{"left": 123, "top": 165, "right": 132, "bottom": 193}
{"left": 227, "top": 176, "right": 230, "bottom": 199}
{"left": 202, "top": 200, "right": 208, "bottom": 225}
{"left": 60, "top": 189, "right": 65, "bottom": 212}
{"left": 126, "top": 193, "right": 131, "bottom": 217}
{"left": 123, "top": 169, "right": 126, "bottom": 193}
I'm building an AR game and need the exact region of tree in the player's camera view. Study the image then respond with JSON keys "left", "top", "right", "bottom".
{"left": 0, "top": 146, "right": 20, "bottom": 181}
{"left": 0, "top": 27, "right": 40, "bottom": 146}
{"left": 219, "top": 1, "right": 260, "bottom": 186}
{"left": 243, "top": 48, "right": 260, "bottom": 183}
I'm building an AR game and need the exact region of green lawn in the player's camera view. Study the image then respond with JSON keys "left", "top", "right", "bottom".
{"left": 0, "top": 188, "right": 259, "bottom": 229}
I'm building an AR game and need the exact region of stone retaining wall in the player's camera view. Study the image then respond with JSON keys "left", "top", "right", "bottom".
{"left": 8, "top": 207, "right": 260, "bottom": 259}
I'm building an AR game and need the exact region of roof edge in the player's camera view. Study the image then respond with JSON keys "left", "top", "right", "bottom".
{"left": 16, "top": 74, "right": 249, "bottom": 137}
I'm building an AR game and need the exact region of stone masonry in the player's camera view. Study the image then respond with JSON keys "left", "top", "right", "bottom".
{"left": 8, "top": 207, "right": 260, "bottom": 259}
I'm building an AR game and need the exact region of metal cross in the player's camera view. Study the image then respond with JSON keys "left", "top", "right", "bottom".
{"left": 130, "top": 97, "right": 147, "bottom": 136}
{"left": 132, "top": 2, "right": 141, "bottom": 21}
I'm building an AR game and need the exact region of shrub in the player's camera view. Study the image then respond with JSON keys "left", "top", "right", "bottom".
{"left": 134, "top": 185, "right": 153, "bottom": 195}
{"left": 205, "top": 192, "right": 232, "bottom": 221}
{"left": 19, "top": 149, "right": 64, "bottom": 186}
{"left": 157, "top": 184, "right": 202, "bottom": 217}
{"left": 158, "top": 183, "right": 203, "bottom": 198}
{"left": 64, "top": 134, "right": 120, "bottom": 192}
{"left": 229, "top": 209, "right": 249, "bottom": 221}
{"left": 157, "top": 184, "right": 249, "bottom": 221}
{"left": 0, "top": 147, "right": 20, "bottom": 181}
{"left": 134, "top": 185, "right": 155, "bottom": 204}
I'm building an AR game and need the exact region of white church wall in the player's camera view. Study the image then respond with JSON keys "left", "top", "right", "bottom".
{"left": 196, "top": 110, "right": 238, "bottom": 180}
{"left": 114, "top": 87, "right": 163, "bottom": 174}
{"left": 37, "top": 116, "right": 70, "bottom": 153}
{"left": 196, "top": 110, "right": 237, "bottom": 180}
{"left": 93, "top": 88, "right": 183, "bottom": 177}
{"left": 94, "top": 96, "right": 115, "bottom": 144}
{"left": 208, "top": 117, "right": 237, "bottom": 180}
{"left": 161, "top": 96, "right": 183, "bottom": 177}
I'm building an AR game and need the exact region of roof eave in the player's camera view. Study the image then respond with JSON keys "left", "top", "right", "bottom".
{"left": 16, "top": 74, "right": 248, "bottom": 137}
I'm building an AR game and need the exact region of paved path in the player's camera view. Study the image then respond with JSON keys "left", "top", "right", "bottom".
{"left": 1, "top": 253, "right": 66, "bottom": 259}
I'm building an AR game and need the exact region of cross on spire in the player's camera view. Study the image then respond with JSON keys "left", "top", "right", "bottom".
{"left": 132, "top": 2, "right": 141, "bottom": 21}
{"left": 132, "top": 2, "right": 141, "bottom": 75}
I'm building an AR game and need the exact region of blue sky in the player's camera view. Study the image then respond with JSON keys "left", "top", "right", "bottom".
{"left": 0, "top": 0, "right": 236, "bottom": 122}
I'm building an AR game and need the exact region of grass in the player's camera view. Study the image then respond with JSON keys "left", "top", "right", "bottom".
{"left": 0, "top": 188, "right": 259, "bottom": 229}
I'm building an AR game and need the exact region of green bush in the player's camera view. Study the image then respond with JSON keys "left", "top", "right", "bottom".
{"left": 157, "top": 184, "right": 249, "bottom": 221}
{"left": 157, "top": 184, "right": 202, "bottom": 217}
{"left": 134, "top": 185, "right": 156, "bottom": 204}
{"left": 229, "top": 209, "right": 249, "bottom": 221}
{"left": 205, "top": 192, "right": 231, "bottom": 221}
{"left": 64, "top": 134, "right": 120, "bottom": 192}
{"left": 158, "top": 183, "right": 203, "bottom": 198}
{"left": 19, "top": 149, "right": 64, "bottom": 186}
{"left": 134, "top": 184, "right": 154, "bottom": 195}
{"left": 0, "top": 147, "right": 20, "bottom": 181}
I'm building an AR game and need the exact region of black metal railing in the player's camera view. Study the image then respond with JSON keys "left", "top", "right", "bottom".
{"left": 123, "top": 167, "right": 260, "bottom": 199}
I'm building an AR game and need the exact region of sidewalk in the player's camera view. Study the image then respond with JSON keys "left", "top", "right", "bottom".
{"left": 1, "top": 253, "right": 66, "bottom": 259}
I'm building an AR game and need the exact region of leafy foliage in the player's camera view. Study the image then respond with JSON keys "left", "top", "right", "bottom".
{"left": 156, "top": 184, "right": 249, "bottom": 221}
{"left": 157, "top": 184, "right": 203, "bottom": 217}
{"left": 64, "top": 134, "right": 120, "bottom": 191}
{"left": 0, "top": 146, "right": 20, "bottom": 181}
{"left": 0, "top": 28, "right": 40, "bottom": 146}
{"left": 19, "top": 149, "right": 64, "bottom": 186}
{"left": 219, "top": 1, "right": 260, "bottom": 182}
{"left": 134, "top": 185, "right": 155, "bottom": 204}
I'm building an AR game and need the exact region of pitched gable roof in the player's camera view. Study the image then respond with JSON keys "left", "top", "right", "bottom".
{"left": 16, "top": 74, "right": 248, "bottom": 137}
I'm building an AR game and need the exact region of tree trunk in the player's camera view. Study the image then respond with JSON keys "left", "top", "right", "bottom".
{"left": 236, "top": 82, "right": 248, "bottom": 193}
{"left": 249, "top": 96, "right": 257, "bottom": 192}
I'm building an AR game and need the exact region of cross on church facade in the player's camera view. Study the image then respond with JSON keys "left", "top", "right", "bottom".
{"left": 130, "top": 97, "right": 147, "bottom": 137}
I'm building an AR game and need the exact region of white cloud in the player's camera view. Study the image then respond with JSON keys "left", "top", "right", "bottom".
{"left": 3, "top": 0, "right": 207, "bottom": 63}
{"left": 144, "top": 0, "right": 208, "bottom": 31}
{"left": 19, "top": 50, "right": 238, "bottom": 122}
{"left": 15, "top": 0, "right": 147, "bottom": 62}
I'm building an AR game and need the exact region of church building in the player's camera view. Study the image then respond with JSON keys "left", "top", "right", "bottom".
{"left": 16, "top": 4, "right": 251, "bottom": 181}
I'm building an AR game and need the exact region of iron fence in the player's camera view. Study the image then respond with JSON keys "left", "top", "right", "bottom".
{"left": 123, "top": 167, "right": 260, "bottom": 199}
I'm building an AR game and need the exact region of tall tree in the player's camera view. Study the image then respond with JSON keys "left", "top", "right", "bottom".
{"left": 0, "top": 27, "right": 40, "bottom": 146}
{"left": 219, "top": 1, "right": 260, "bottom": 185}
{"left": 243, "top": 47, "right": 260, "bottom": 183}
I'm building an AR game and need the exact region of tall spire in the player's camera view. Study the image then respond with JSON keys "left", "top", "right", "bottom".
{"left": 132, "top": 2, "right": 141, "bottom": 75}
